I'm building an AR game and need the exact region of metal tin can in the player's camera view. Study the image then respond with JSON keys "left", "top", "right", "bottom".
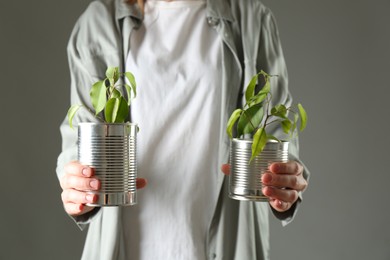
{"left": 78, "top": 122, "right": 137, "bottom": 206}
{"left": 229, "top": 139, "right": 289, "bottom": 201}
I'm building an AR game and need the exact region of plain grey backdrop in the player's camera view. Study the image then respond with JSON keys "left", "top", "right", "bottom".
{"left": 0, "top": 0, "right": 389, "bottom": 259}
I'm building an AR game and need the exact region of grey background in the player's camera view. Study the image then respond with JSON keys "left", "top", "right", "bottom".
{"left": 0, "top": 0, "right": 389, "bottom": 259}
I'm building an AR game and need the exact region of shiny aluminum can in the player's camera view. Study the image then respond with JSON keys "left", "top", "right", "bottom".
{"left": 78, "top": 122, "right": 137, "bottom": 206}
{"left": 229, "top": 139, "right": 289, "bottom": 201}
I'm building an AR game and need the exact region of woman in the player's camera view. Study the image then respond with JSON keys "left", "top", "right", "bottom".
{"left": 57, "top": 0, "right": 309, "bottom": 259}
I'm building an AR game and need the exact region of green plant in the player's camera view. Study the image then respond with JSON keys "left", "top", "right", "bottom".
{"left": 67, "top": 66, "right": 137, "bottom": 128}
{"left": 226, "top": 70, "right": 307, "bottom": 161}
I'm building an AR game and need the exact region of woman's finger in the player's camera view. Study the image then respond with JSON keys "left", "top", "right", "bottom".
{"left": 64, "top": 202, "right": 95, "bottom": 216}
{"left": 268, "top": 198, "right": 292, "bottom": 212}
{"left": 262, "top": 186, "right": 299, "bottom": 204}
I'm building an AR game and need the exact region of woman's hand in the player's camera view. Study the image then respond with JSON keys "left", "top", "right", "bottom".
{"left": 221, "top": 161, "right": 307, "bottom": 212}
{"left": 261, "top": 161, "right": 306, "bottom": 212}
{"left": 60, "top": 161, "right": 147, "bottom": 217}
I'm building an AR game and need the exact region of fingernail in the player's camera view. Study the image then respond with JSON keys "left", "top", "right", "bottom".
{"left": 262, "top": 173, "right": 273, "bottom": 184}
{"left": 279, "top": 200, "right": 287, "bottom": 210}
{"left": 78, "top": 204, "right": 84, "bottom": 211}
{"left": 86, "top": 194, "right": 94, "bottom": 203}
{"left": 82, "top": 168, "right": 89, "bottom": 177}
{"left": 90, "top": 180, "right": 99, "bottom": 190}
{"left": 271, "top": 163, "right": 280, "bottom": 173}
{"left": 262, "top": 186, "right": 273, "bottom": 197}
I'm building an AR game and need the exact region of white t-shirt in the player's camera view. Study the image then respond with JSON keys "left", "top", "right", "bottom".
{"left": 124, "top": 0, "right": 222, "bottom": 259}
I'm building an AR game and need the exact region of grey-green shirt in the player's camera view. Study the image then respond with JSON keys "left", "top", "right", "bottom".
{"left": 56, "top": 0, "right": 310, "bottom": 259}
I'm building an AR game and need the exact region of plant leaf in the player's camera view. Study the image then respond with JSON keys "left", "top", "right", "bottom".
{"left": 271, "top": 104, "right": 288, "bottom": 119}
{"left": 124, "top": 84, "right": 135, "bottom": 105}
{"left": 114, "top": 96, "right": 129, "bottom": 123}
{"left": 251, "top": 93, "right": 268, "bottom": 106}
{"left": 237, "top": 104, "right": 264, "bottom": 136}
{"left": 106, "top": 67, "right": 119, "bottom": 86}
{"left": 245, "top": 74, "right": 259, "bottom": 104}
{"left": 247, "top": 78, "right": 271, "bottom": 106}
{"left": 125, "top": 72, "right": 137, "bottom": 104}
{"left": 251, "top": 127, "right": 267, "bottom": 162}
{"left": 125, "top": 72, "right": 137, "bottom": 89}
{"left": 124, "top": 84, "right": 131, "bottom": 105}
{"left": 226, "top": 108, "right": 242, "bottom": 139}
{"left": 298, "top": 103, "right": 308, "bottom": 131}
{"left": 111, "top": 88, "right": 121, "bottom": 99}
{"left": 104, "top": 98, "right": 119, "bottom": 123}
{"left": 90, "top": 80, "right": 107, "bottom": 115}
{"left": 258, "top": 78, "right": 271, "bottom": 96}
{"left": 104, "top": 97, "right": 129, "bottom": 123}
{"left": 267, "top": 134, "right": 281, "bottom": 142}
{"left": 281, "top": 119, "right": 292, "bottom": 134}
{"left": 67, "top": 104, "right": 82, "bottom": 129}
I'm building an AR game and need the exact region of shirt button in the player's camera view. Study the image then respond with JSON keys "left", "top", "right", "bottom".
{"left": 211, "top": 253, "right": 217, "bottom": 259}
{"left": 207, "top": 17, "right": 220, "bottom": 27}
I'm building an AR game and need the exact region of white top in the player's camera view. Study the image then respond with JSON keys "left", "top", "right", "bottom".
{"left": 124, "top": 0, "right": 222, "bottom": 259}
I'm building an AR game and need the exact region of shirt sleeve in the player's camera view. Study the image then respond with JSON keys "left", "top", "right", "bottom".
{"left": 256, "top": 8, "right": 310, "bottom": 226}
{"left": 57, "top": 0, "right": 135, "bottom": 229}
{"left": 56, "top": 3, "right": 110, "bottom": 230}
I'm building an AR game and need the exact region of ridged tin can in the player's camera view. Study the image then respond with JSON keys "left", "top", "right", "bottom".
{"left": 78, "top": 122, "right": 137, "bottom": 206}
{"left": 229, "top": 139, "right": 289, "bottom": 201}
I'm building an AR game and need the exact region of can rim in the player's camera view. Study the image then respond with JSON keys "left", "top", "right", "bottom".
{"left": 78, "top": 122, "right": 137, "bottom": 127}
{"left": 231, "top": 138, "right": 289, "bottom": 144}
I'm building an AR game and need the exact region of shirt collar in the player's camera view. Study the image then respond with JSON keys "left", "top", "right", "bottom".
{"left": 115, "top": 0, "right": 234, "bottom": 23}
{"left": 116, "top": 0, "right": 143, "bottom": 21}
{"left": 206, "top": 0, "right": 234, "bottom": 22}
